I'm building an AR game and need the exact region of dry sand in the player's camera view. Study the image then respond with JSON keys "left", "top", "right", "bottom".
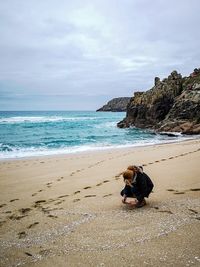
{"left": 0, "top": 139, "right": 200, "bottom": 267}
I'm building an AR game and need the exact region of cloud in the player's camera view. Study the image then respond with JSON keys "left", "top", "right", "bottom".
{"left": 0, "top": 0, "right": 200, "bottom": 110}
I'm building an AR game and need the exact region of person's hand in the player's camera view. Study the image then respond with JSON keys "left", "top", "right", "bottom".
{"left": 122, "top": 195, "right": 127, "bottom": 204}
{"left": 129, "top": 199, "right": 137, "bottom": 206}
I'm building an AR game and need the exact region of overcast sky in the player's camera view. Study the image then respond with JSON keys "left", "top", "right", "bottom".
{"left": 0, "top": 0, "right": 200, "bottom": 110}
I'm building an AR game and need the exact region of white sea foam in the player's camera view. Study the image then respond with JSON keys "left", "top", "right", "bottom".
{"left": 0, "top": 116, "right": 100, "bottom": 124}
{"left": 0, "top": 135, "right": 196, "bottom": 160}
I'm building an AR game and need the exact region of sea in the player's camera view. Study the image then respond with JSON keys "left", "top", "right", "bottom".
{"left": 0, "top": 111, "right": 196, "bottom": 160}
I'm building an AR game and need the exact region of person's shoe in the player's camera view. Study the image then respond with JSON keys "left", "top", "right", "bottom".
{"left": 135, "top": 199, "right": 146, "bottom": 208}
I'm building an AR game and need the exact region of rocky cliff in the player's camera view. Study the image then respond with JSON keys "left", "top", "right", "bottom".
{"left": 97, "top": 97, "right": 131, "bottom": 112}
{"left": 117, "top": 68, "right": 200, "bottom": 134}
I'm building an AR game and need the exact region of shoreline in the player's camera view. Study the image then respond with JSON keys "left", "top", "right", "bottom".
{"left": 0, "top": 135, "right": 199, "bottom": 162}
{"left": 0, "top": 139, "right": 200, "bottom": 266}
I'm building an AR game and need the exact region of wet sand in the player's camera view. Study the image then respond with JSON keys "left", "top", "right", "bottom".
{"left": 0, "top": 139, "right": 200, "bottom": 267}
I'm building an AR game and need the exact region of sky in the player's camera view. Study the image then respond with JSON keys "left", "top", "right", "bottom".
{"left": 0, "top": 0, "right": 200, "bottom": 111}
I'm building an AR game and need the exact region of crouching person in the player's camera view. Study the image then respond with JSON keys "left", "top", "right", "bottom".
{"left": 121, "top": 165, "right": 154, "bottom": 208}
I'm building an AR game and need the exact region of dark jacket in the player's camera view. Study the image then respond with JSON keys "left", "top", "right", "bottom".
{"left": 121, "top": 172, "right": 154, "bottom": 202}
{"left": 133, "top": 172, "right": 154, "bottom": 201}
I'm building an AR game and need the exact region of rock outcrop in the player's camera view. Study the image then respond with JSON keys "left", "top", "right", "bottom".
{"left": 97, "top": 97, "right": 131, "bottom": 112}
{"left": 117, "top": 68, "right": 200, "bottom": 135}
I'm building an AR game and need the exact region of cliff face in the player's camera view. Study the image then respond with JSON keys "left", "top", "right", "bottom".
{"left": 97, "top": 97, "right": 131, "bottom": 112}
{"left": 117, "top": 68, "right": 200, "bottom": 134}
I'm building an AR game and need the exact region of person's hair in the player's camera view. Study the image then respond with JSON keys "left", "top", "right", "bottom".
{"left": 127, "top": 165, "right": 143, "bottom": 173}
{"left": 123, "top": 170, "right": 134, "bottom": 181}
{"left": 127, "top": 165, "right": 135, "bottom": 171}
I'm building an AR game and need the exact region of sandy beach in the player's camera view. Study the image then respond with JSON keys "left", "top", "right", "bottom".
{"left": 0, "top": 139, "right": 200, "bottom": 267}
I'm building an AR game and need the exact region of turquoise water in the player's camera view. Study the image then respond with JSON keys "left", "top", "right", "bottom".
{"left": 0, "top": 111, "right": 192, "bottom": 159}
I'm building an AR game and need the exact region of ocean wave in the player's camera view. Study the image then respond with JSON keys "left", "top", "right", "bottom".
{"left": 95, "top": 121, "right": 117, "bottom": 128}
{"left": 0, "top": 116, "right": 101, "bottom": 124}
{"left": 0, "top": 135, "right": 196, "bottom": 159}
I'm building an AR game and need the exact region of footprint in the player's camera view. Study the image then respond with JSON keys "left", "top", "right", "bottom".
{"left": 46, "top": 182, "right": 52, "bottom": 186}
{"left": 167, "top": 189, "right": 175, "bottom": 192}
{"left": 96, "top": 183, "right": 103, "bottom": 186}
{"left": 73, "top": 199, "right": 80, "bottom": 202}
{"left": 54, "top": 201, "right": 64, "bottom": 205}
{"left": 9, "top": 214, "right": 27, "bottom": 220}
{"left": 47, "top": 214, "right": 58, "bottom": 219}
{"left": 19, "top": 208, "right": 32, "bottom": 214}
{"left": 84, "top": 195, "right": 96, "bottom": 198}
{"left": 24, "top": 252, "right": 32, "bottom": 257}
{"left": 103, "top": 180, "right": 109, "bottom": 183}
{"left": 188, "top": 209, "right": 198, "bottom": 214}
{"left": 27, "top": 222, "right": 39, "bottom": 229}
{"left": 58, "top": 195, "right": 69, "bottom": 199}
{"left": 0, "top": 204, "right": 6, "bottom": 208}
{"left": 173, "top": 192, "right": 185, "bottom": 194}
{"left": 10, "top": 199, "right": 19, "bottom": 202}
{"left": 38, "top": 190, "right": 43, "bottom": 192}
{"left": 84, "top": 186, "right": 91, "bottom": 190}
{"left": 158, "top": 210, "right": 173, "bottom": 214}
{"left": 190, "top": 188, "right": 200, "bottom": 191}
{"left": 4, "top": 210, "right": 12, "bottom": 214}
{"left": 32, "top": 193, "right": 37, "bottom": 197}
{"left": 18, "top": 231, "right": 27, "bottom": 239}
{"left": 153, "top": 206, "right": 159, "bottom": 210}
{"left": 35, "top": 200, "right": 46, "bottom": 204}
{"left": 74, "top": 191, "right": 80, "bottom": 195}
{"left": 103, "top": 194, "right": 112, "bottom": 197}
